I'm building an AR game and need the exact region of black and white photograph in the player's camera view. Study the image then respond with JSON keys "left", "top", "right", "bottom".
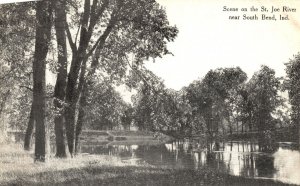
{"left": 0, "top": 0, "right": 300, "bottom": 185}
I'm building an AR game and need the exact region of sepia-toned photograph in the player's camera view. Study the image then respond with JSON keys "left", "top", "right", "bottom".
{"left": 0, "top": 0, "right": 300, "bottom": 185}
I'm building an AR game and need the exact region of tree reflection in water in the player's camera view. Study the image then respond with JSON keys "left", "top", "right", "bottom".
{"left": 78, "top": 139, "right": 299, "bottom": 185}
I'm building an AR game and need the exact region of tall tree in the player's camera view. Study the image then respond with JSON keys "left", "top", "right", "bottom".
{"left": 1, "top": 0, "right": 178, "bottom": 157}
{"left": 64, "top": 0, "right": 120, "bottom": 155}
{"left": 248, "top": 65, "right": 281, "bottom": 139}
{"left": 0, "top": 2, "right": 35, "bottom": 146}
{"left": 53, "top": 0, "right": 68, "bottom": 158}
{"left": 61, "top": 0, "right": 177, "bottom": 155}
{"left": 24, "top": 104, "right": 34, "bottom": 150}
{"left": 185, "top": 67, "right": 247, "bottom": 138}
{"left": 285, "top": 53, "right": 300, "bottom": 145}
{"left": 32, "top": 0, "right": 52, "bottom": 162}
{"left": 83, "top": 79, "right": 126, "bottom": 131}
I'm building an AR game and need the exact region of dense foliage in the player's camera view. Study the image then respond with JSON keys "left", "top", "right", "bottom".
{"left": 285, "top": 53, "right": 300, "bottom": 144}
{"left": 132, "top": 66, "right": 290, "bottom": 141}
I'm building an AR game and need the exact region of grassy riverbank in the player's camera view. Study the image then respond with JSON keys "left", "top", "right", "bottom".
{"left": 0, "top": 143, "right": 297, "bottom": 186}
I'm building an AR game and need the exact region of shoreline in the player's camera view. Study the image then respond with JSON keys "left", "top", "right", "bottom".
{"left": 0, "top": 143, "right": 297, "bottom": 186}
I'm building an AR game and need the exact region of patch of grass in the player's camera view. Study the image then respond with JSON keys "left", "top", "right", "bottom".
{"left": 0, "top": 143, "right": 297, "bottom": 186}
{"left": 0, "top": 143, "right": 134, "bottom": 185}
{"left": 3, "top": 165, "right": 297, "bottom": 186}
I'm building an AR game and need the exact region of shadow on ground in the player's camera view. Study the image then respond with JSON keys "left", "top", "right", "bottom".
{"left": 3, "top": 166, "right": 297, "bottom": 186}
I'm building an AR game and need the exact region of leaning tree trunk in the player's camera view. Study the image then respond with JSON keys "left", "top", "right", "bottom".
{"left": 74, "top": 92, "right": 86, "bottom": 154}
{"left": 32, "top": 0, "right": 52, "bottom": 162}
{"left": 73, "top": 60, "right": 88, "bottom": 154}
{"left": 65, "top": 55, "right": 87, "bottom": 156}
{"left": 64, "top": 0, "right": 117, "bottom": 156}
{"left": 64, "top": 0, "right": 91, "bottom": 156}
{"left": 53, "top": 0, "right": 68, "bottom": 158}
{"left": 24, "top": 103, "right": 35, "bottom": 150}
{"left": 73, "top": 15, "right": 117, "bottom": 154}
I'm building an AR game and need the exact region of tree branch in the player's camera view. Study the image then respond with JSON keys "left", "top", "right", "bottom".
{"left": 84, "top": 0, "right": 125, "bottom": 64}
{"left": 76, "top": 0, "right": 90, "bottom": 52}
{"left": 20, "top": 85, "right": 33, "bottom": 92}
{"left": 88, "top": 0, "right": 98, "bottom": 31}
{"left": 74, "top": 24, "right": 81, "bottom": 47}
{"left": 66, "top": 23, "right": 77, "bottom": 52}
{"left": 123, "top": 56, "right": 163, "bottom": 97}
{"left": 84, "top": 11, "right": 118, "bottom": 62}
{"left": 89, "top": 0, "right": 109, "bottom": 30}
{"left": 95, "top": 0, "right": 109, "bottom": 18}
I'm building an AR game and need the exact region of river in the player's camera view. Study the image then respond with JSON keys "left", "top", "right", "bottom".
{"left": 79, "top": 140, "right": 300, "bottom": 185}
{"left": 8, "top": 132, "right": 300, "bottom": 185}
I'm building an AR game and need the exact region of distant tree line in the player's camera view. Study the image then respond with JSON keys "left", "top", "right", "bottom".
{"left": 132, "top": 64, "right": 298, "bottom": 143}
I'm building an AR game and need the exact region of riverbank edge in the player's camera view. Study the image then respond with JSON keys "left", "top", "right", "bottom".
{"left": 7, "top": 130, "right": 174, "bottom": 144}
{"left": 82, "top": 130, "right": 173, "bottom": 141}
{"left": 0, "top": 143, "right": 297, "bottom": 186}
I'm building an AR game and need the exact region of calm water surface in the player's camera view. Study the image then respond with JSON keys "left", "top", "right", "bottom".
{"left": 80, "top": 140, "right": 300, "bottom": 185}
{"left": 9, "top": 133, "right": 300, "bottom": 185}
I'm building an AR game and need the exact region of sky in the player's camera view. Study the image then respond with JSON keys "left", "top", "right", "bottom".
{"left": 145, "top": 0, "right": 300, "bottom": 90}
{"left": 0, "top": 0, "right": 38, "bottom": 3}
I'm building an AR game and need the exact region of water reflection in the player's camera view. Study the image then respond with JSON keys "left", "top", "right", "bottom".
{"left": 7, "top": 132, "right": 300, "bottom": 185}
{"left": 274, "top": 148, "right": 300, "bottom": 184}
{"left": 80, "top": 140, "right": 300, "bottom": 185}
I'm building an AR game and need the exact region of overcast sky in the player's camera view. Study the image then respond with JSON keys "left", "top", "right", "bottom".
{"left": 145, "top": 0, "right": 300, "bottom": 90}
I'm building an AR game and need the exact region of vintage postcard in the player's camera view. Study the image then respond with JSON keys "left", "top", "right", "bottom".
{"left": 0, "top": 0, "right": 299, "bottom": 185}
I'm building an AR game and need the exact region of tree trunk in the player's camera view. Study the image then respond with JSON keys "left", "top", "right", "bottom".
{"left": 24, "top": 103, "right": 34, "bottom": 151}
{"left": 64, "top": 0, "right": 92, "bottom": 156}
{"left": 249, "top": 116, "right": 252, "bottom": 132}
{"left": 33, "top": 0, "right": 52, "bottom": 162}
{"left": 241, "top": 122, "right": 244, "bottom": 133}
{"left": 298, "top": 123, "right": 300, "bottom": 147}
{"left": 64, "top": 97, "right": 76, "bottom": 156}
{"left": 65, "top": 56, "right": 87, "bottom": 156}
{"left": 53, "top": 0, "right": 68, "bottom": 158}
{"left": 64, "top": 0, "right": 117, "bottom": 156}
{"left": 74, "top": 91, "right": 87, "bottom": 154}
{"left": 236, "top": 119, "right": 239, "bottom": 134}
{"left": 0, "top": 90, "right": 10, "bottom": 116}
